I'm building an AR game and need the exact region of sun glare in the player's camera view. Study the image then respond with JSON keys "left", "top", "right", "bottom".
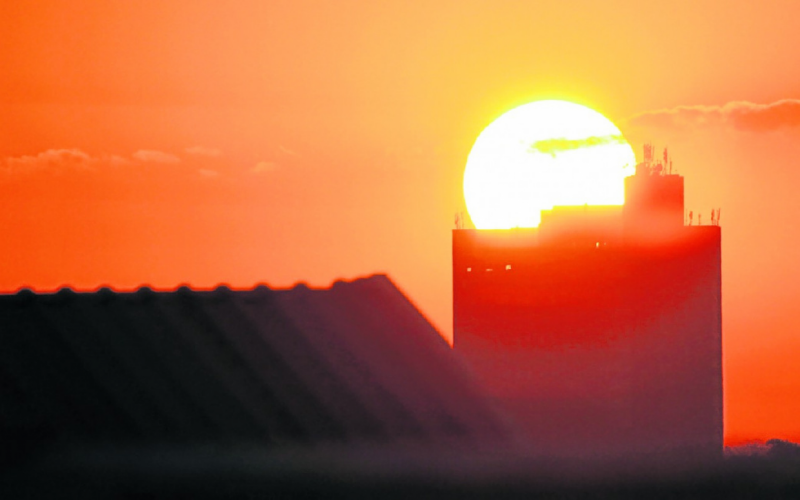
{"left": 463, "top": 100, "right": 636, "bottom": 229}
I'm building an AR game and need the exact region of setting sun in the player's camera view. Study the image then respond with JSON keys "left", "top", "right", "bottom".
{"left": 463, "top": 100, "right": 636, "bottom": 229}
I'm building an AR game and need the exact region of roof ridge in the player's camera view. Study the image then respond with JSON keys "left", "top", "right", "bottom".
{"left": 0, "top": 273, "right": 392, "bottom": 296}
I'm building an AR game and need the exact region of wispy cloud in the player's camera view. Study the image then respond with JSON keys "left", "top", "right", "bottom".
{"left": 252, "top": 161, "right": 278, "bottom": 174}
{"left": 528, "top": 134, "right": 627, "bottom": 156}
{"left": 133, "top": 149, "right": 181, "bottom": 163}
{"left": 627, "top": 99, "right": 800, "bottom": 132}
{"left": 185, "top": 146, "right": 223, "bottom": 157}
{"left": 3, "top": 148, "right": 96, "bottom": 172}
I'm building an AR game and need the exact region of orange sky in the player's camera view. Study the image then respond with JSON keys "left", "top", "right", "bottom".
{"left": 2, "top": 0, "right": 800, "bottom": 445}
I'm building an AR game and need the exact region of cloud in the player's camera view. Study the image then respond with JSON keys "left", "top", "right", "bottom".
{"left": 2, "top": 148, "right": 194, "bottom": 174}
{"left": 528, "top": 134, "right": 627, "bottom": 156}
{"left": 133, "top": 149, "right": 181, "bottom": 163}
{"left": 3, "top": 148, "right": 95, "bottom": 172}
{"left": 279, "top": 145, "right": 298, "bottom": 156}
{"left": 198, "top": 168, "right": 220, "bottom": 178}
{"left": 252, "top": 161, "right": 278, "bottom": 174}
{"left": 185, "top": 146, "right": 222, "bottom": 157}
{"left": 628, "top": 99, "right": 800, "bottom": 132}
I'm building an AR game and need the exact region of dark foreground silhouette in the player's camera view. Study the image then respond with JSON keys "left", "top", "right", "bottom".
{"left": 0, "top": 275, "right": 509, "bottom": 459}
{"left": 3, "top": 440, "right": 800, "bottom": 498}
{"left": 1, "top": 275, "right": 798, "bottom": 497}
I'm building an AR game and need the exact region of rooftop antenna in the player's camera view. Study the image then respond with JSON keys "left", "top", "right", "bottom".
{"left": 643, "top": 143, "right": 653, "bottom": 165}
{"left": 698, "top": 213, "right": 702, "bottom": 226}
{"left": 641, "top": 143, "right": 657, "bottom": 176}
{"left": 689, "top": 210, "right": 693, "bottom": 226}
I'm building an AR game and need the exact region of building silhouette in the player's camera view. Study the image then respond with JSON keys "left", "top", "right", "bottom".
{"left": 453, "top": 147, "right": 722, "bottom": 457}
{"left": 0, "top": 275, "right": 511, "bottom": 465}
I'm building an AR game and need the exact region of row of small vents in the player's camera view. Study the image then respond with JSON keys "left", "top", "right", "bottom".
{"left": 466, "top": 265, "right": 512, "bottom": 273}
{"left": 465, "top": 240, "right": 611, "bottom": 273}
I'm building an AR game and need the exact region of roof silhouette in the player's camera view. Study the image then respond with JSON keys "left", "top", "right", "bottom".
{"left": 0, "top": 274, "right": 510, "bottom": 461}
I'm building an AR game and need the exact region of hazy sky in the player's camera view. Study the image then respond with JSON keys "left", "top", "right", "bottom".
{"left": 3, "top": 0, "right": 800, "bottom": 444}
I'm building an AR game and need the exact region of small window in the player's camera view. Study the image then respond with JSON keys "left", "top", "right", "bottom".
{"left": 595, "top": 242, "right": 600, "bottom": 248}
{"left": 466, "top": 267, "right": 471, "bottom": 272}
{"left": 505, "top": 264, "right": 511, "bottom": 270}
{"left": 486, "top": 268, "right": 493, "bottom": 272}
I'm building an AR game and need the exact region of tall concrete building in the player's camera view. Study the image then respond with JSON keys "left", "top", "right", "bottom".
{"left": 453, "top": 149, "right": 722, "bottom": 457}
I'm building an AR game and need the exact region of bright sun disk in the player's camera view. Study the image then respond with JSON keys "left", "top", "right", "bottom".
{"left": 463, "top": 100, "right": 636, "bottom": 229}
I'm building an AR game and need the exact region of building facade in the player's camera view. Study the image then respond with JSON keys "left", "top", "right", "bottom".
{"left": 453, "top": 162, "right": 722, "bottom": 457}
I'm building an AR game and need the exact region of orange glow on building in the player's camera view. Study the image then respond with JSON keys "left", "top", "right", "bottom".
{"left": 454, "top": 155, "right": 722, "bottom": 456}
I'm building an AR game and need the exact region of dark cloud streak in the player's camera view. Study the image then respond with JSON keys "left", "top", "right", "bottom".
{"left": 528, "top": 134, "right": 627, "bottom": 156}
{"left": 628, "top": 99, "right": 800, "bottom": 132}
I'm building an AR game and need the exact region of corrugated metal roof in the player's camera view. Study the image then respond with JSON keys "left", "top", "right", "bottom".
{"left": 0, "top": 274, "right": 510, "bottom": 456}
